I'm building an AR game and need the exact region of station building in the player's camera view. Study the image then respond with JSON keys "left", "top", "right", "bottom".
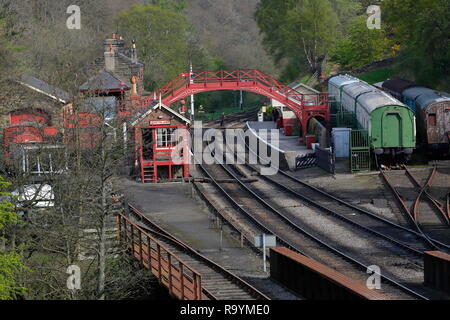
{"left": 1, "top": 74, "right": 70, "bottom": 175}
{"left": 1, "top": 34, "right": 191, "bottom": 183}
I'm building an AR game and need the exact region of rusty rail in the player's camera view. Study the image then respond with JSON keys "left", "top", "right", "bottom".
{"left": 405, "top": 166, "right": 450, "bottom": 225}
{"left": 379, "top": 169, "right": 450, "bottom": 251}
{"left": 117, "top": 213, "right": 204, "bottom": 300}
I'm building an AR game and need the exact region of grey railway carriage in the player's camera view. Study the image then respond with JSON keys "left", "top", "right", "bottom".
{"left": 329, "top": 75, "right": 416, "bottom": 156}
{"left": 382, "top": 78, "right": 450, "bottom": 152}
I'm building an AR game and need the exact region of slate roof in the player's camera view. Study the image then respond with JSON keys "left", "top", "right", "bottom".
{"left": 117, "top": 52, "right": 144, "bottom": 68}
{"left": 17, "top": 74, "right": 71, "bottom": 103}
{"left": 79, "top": 69, "right": 131, "bottom": 92}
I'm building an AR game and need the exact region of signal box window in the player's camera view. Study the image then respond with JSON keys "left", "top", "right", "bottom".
{"left": 156, "top": 128, "right": 177, "bottom": 147}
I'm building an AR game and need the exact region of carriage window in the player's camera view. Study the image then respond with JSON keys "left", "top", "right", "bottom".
{"left": 428, "top": 114, "right": 437, "bottom": 126}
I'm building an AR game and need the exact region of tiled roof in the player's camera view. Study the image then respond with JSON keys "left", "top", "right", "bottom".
{"left": 79, "top": 69, "right": 131, "bottom": 92}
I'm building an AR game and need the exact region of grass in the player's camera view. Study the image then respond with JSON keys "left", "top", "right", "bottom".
{"left": 357, "top": 68, "right": 397, "bottom": 84}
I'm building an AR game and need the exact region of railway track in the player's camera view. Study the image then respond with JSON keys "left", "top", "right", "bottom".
{"left": 196, "top": 139, "right": 432, "bottom": 300}
{"left": 235, "top": 130, "right": 449, "bottom": 253}
{"left": 204, "top": 108, "right": 259, "bottom": 129}
{"left": 124, "top": 204, "right": 270, "bottom": 300}
{"left": 379, "top": 166, "right": 450, "bottom": 250}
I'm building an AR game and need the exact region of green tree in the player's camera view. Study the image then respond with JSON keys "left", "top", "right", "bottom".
{"left": 149, "top": 0, "right": 187, "bottom": 12}
{"left": 330, "top": 16, "right": 391, "bottom": 70}
{"left": 115, "top": 4, "right": 190, "bottom": 90}
{"left": 256, "top": 0, "right": 340, "bottom": 81}
{"left": 382, "top": 0, "right": 450, "bottom": 88}
{"left": 0, "top": 176, "right": 25, "bottom": 300}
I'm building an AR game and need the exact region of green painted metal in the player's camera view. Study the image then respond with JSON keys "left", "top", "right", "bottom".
{"left": 350, "top": 130, "right": 370, "bottom": 173}
{"left": 370, "top": 106, "right": 416, "bottom": 149}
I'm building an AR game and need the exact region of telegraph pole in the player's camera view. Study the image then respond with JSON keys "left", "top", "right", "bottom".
{"left": 190, "top": 61, "right": 195, "bottom": 121}
{"left": 240, "top": 90, "right": 244, "bottom": 111}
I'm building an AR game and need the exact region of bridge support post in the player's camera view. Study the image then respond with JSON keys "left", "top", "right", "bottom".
{"left": 138, "top": 230, "right": 143, "bottom": 265}
{"left": 168, "top": 254, "right": 173, "bottom": 296}
{"left": 147, "top": 236, "right": 152, "bottom": 269}
{"left": 179, "top": 262, "right": 185, "bottom": 300}
{"left": 157, "top": 244, "right": 162, "bottom": 283}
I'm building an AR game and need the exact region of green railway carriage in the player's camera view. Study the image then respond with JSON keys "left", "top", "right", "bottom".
{"left": 329, "top": 75, "right": 416, "bottom": 156}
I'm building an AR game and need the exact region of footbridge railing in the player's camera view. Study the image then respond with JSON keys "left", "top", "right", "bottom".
{"left": 117, "top": 212, "right": 203, "bottom": 300}
{"left": 141, "top": 69, "right": 329, "bottom": 112}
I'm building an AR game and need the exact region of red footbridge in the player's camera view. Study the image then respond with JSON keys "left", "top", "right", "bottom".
{"left": 140, "top": 69, "right": 330, "bottom": 136}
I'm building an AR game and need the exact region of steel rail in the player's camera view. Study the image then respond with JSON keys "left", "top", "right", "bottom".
{"left": 404, "top": 166, "right": 450, "bottom": 225}
{"left": 126, "top": 204, "right": 270, "bottom": 301}
{"left": 237, "top": 129, "right": 448, "bottom": 250}
{"left": 245, "top": 165, "right": 424, "bottom": 256}
{"left": 225, "top": 139, "right": 426, "bottom": 255}
{"left": 200, "top": 143, "right": 429, "bottom": 300}
{"left": 379, "top": 169, "right": 445, "bottom": 251}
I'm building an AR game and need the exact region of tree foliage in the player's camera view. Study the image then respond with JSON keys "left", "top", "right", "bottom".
{"left": 115, "top": 4, "right": 190, "bottom": 90}
{"left": 0, "top": 176, "right": 25, "bottom": 300}
{"left": 330, "top": 16, "right": 391, "bottom": 70}
{"left": 256, "top": 0, "right": 340, "bottom": 81}
{"left": 149, "top": 0, "right": 187, "bottom": 12}
{"left": 382, "top": 0, "right": 450, "bottom": 88}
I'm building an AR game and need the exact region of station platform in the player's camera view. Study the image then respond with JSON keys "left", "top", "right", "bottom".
{"left": 117, "top": 178, "right": 300, "bottom": 300}
{"left": 246, "top": 121, "right": 314, "bottom": 170}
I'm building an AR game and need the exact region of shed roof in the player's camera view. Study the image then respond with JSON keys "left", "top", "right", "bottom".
{"left": 288, "top": 82, "right": 320, "bottom": 95}
{"left": 17, "top": 74, "right": 71, "bottom": 103}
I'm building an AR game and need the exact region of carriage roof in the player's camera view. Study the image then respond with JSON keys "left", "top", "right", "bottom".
{"left": 357, "top": 91, "right": 408, "bottom": 114}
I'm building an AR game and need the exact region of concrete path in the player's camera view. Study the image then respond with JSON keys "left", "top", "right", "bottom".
{"left": 117, "top": 178, "right": 299, "bottom": 299}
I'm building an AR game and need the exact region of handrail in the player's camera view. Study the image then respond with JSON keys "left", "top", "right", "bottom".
{"left": 117, "top": 212, "right": 204, "bottom": 300}
{"left": 141, "top": 69, "right": 328, "bottom": 109}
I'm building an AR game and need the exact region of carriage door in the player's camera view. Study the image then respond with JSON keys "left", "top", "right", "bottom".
{"left": 141, "top": 128, "right": 155, "bottom": 161}
{"left": 444, "top": 108, "right": 450, "bottom": 142}
{"left": 383, "top": 112, "right": 402, "bottom": 147}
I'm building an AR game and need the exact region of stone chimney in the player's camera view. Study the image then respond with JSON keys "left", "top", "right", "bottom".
{"left": 104, "top": 33, "right": 125, "bottom": 72}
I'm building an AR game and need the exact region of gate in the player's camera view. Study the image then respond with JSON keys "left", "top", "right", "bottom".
{"left": 316, "top": 146, "right": 335, "bottom": 174}
{"left": 350, "top": 130, "right": 370, "bottom": 173}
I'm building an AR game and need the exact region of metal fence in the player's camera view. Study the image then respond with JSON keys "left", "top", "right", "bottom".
{"left": 350, "top": 130, "right": 371, "bottom": 173}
